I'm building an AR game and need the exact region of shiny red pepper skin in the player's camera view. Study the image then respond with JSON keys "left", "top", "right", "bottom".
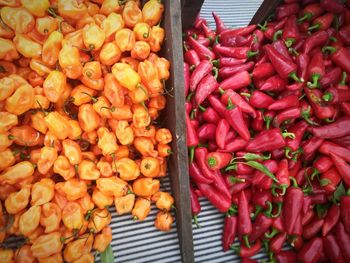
{"left": 219, "top": 71, "right": 252, "bottom": 91}
{"left": 282, "top": 15, "right": 300, "bottom": 46}
{"left": 283, "top": 186, "right": 304, "bottom": 234}
{"left": 330, "top": 154, "right": 350, "bottom": 186}
{"left": 214, "top": 57, "right": 246, "bottom": 67}
{"left": 246, "top": 128, "right": 286, "bottom": 152}
{"left": 213, "top": 45, "right": 256, "bottom": 59}
{"left": 220, "top": 34, "right": 249, "bottom": 48}
{"left": 303, "top": 30, "right": 329, "bottom": 54}
{"left": 201, "top": 23, "right": 216, "bottom": 41}
{"left": 321, "top": 0, "right": 345, "bottom": 14}
{"left": 272, "top": 40, "right": 293, "bottom": 61}
{"left": 319, "top": 141, "right": 350, "bottom": 162}
{"left": 222, "top": 214, "right": 237, "bottom": 251}
{"left": 249, "top": 213, "right": 273, "bottom": 243}
{"left": 253, "top": 159, "right": 278, "bottom": 190}
{"left": 320, "top": 67, "right": 342, "bottom": 88}
{"left": 190, "top": 60, "right": 213, "bottom": 92}
{"left": 298, "top": 3, "right": 324, "bottom": 23}
{"left": 276, "top": 159, "right": 290, "bottom": 188}
{"left": 309, "top": 12, "right": 334, "bottom": 31}
{"left": 252, "top": 110, "right": 264, "bottom": 132}
{"left": 273, "top": 107, "right": 301, "bottom": 127}
{"left": 221, "top": 138, "right": 249, "bottom": 153}
{"left": 276, "top": 3, "right": 300, "bottom": 20}
{"left": 341, "top": 102, "right": 350, "bottom": 117}
{"left": 250, "top": 91, "right": 275, "bottom": 109}
{"left": 323, "top": 87, "right": 350, "bottom": 104}
{"left": 221, "top": 89, "right": 256, "bottom": 118}
{"left": 314, "top": 156, "right": 332, "bottom": 173}
{"left": 186, "top": 114, "right": 199, "bottom": 147}
{"left": 206, "top": 152, "right": 232, "bottom": 170}
{"left": 252, "top": 62, "right": 275, "bottom": 80}
{"left": 189, "top": 162, "right": 213, "bottom": 184}
{"left": 323, "top": 234, "right": 346, "bottom": 263}
{"left": 198, "top": 123, "right": 216, "bottom": 141}
{"left": 224, "top": 103, "right": 250, "bottom": 141}
{"left": 322, "top": 204, "right": 340, "bottom": 236}
{"left": 190, "top": 185, "right": 201, "bottom": 216}
{"left": 257, "top": 75, "right": 286, "bottom": 92}
{"left": 196, "top": 36, "right": 211, "bottom": 47}
{"left": 339, "top": 25, "right": 350, "bottom": 45}
{"left": 195, "top": 74, "right": 219, "bottom": 106}
{"left": 275, "top": 250, "right": 297, "bottom": 263}
{"left": 336, "top": 222, "right": 350, "bottom": 262}
{"left": 208, "top": 95, "right": 226, "bottom": 117}
{"left": 252, "top": 189, "right": 272, "bottom": 209}
{"left": 303, "top": 218, "right": 325, "bottom": 240}
{"left": 268, "top": 95, "right": 299, "bottom": 110}
{"left": 218, "top": 62, "right": 254, "bottom": 79}
{"left": 297, "top": 53, "right": 310, "bottom": 82}
{"left": 184, "top": 63, "right": 190, "bottom": 97}
{"left": 233, "top": 239, "right": 261, "bottom": 258}
{"left": 304, "top": 88, "right": 335, "bottom": 120}
{"left": 320, "top": 167, "right": 341, "bottom": 193}
{"left": 286, "top": 120, "right": 309, "bottom": 152}
{"left": 340, "top": 192, "right": 350, "bottom": 234}
{"left": 216, "top": 119, "right": 230, "bottom": 149}
{"left": 184, "top": 49, "right": 201, "bottom": 67}
{"left": 302, "top": 137, "right": 324, "bottom": 162}
{"left": 188, "top": 36, "right": 216, "bottom": 60}
{"left": 307, "top": 51, "right": 325, "bottom": 87}
{"left": 297, "top": 237, "right": 323, "bottom": 263}
{"left": 270, "top": 232, "right": 287, "bottom": 253}
{"left": 238, "top": 190, "right": 252, "bottom": 237}
{"left": 302, "top": 209, "right": 315, "bottom": 226}
{"left": 195, "top": 147, "right": 217, "bottom": 182}
{"left": 312, "top": 116, "right": 350, "bottom": 139}
{"left": 202, "top": 107, "right": 221, "bottom": 124}
{"left": 220, "top": 25, "right": 257, "bottom": 38}
{"left": 327, "top": 46, "right": 350, "bottom": 73}
{"left": 197, "top": 182, "right": 231, "bottom": 213}
{"left": 212, "top": 12, "right": 227, "bottom": 34}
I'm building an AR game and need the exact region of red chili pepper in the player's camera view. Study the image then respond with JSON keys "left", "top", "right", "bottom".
{"left": 269, "top": 232, "right": 287, "bottom": 253}
{"left": 272, "top": 39, "right": 294, "bottom": 61}
{"left": 188, "top": 36, "right": 216, "bottom": 60}
{"left": 220, "top": 138, "right": 249, "bottom": 153}
{"left": 231, "top": 239, "right": 261, "bottom": 258}
{"left": 186, "top": 113, "right": 199, "bottom": 163}
{"left": 330, "top": 153, "right": 350, "bottom": 186}
{"left": 323, "top": 234, "right": 346, "bottom": 263}
{"left": 320, "top": 167, "right": 341, "bottom": 193}
{"left": 290, "top": 235, "right": 304, "bottom": 251}
{"left": 237, "top": 190, "right": 252, "bottom": 247}
{"left": 320, "top": 67, "right": 342, "bottom": 88}
{"left": 208, "top": 141, "right": 218, "bottom": 152}
{"left": 253, "top": 159, "right": 279, "bottom": 190}
{"left": 258, "top": 75, "right": 287, "bottom": 92}
{"left": 190, "top": 185, "right": 201, "bottom": 227}
{"left": 312, "top": 117, "right": 350, "bottom": 139}
{"left": 339, "top": 25, "right": 350, "bottom": 46}
{"left": 218, "top": 62, "right": 254, "bottom": 79}
{"left": 224, "top": 130, "right": 236, "bottom": 144}
{"left": 196, "top": 35, "right": 211, "bottom": 47}
{"left": 250, "top": 91, "right": 275, "bottom": 109}
{"left": 341, "top": 102, "right": 350, "bottom": 117}
{"left": 275, "top": 250, "right": 297, "bottom": 263}
{"left": 197, "top": 182, "right": 231, "bottom": 213}
{"left": 197, "top": 123, "right": 216, "bottom": 141}
{"left": 250, "top": 29, "right": 265, "bottom": 52}
{"left": 302, "top": 209, "right": 315, "bottom": 226}
{"left": 268, "top": 95, "right": 299, "bottom": 111}
{"left": 206, "top": 152, "right": 232, "bottom": 170}
{"left": 189, "top": 60, "right": 213, "bottom": 92}
{"left": 282, "top": 15, "right": 301, "bottom": 47}
{"left": 307, "top": 51, "right": 325, "bottom": 88}
{"left": 320, "top": 141, "right": 350, "bottom": 162}
{"left": 214, "top": 45, "right": 258, "bottom": 59}
{"left": 249, "top": 213, "right": 273, "bottom": 244}
{"left": 201, "top": 23, "right": 216, "bottom": 41}
{"left": 275, "top": 159, "right": 290, "bottom": 194}
{"left": 189, "top": 162, "right": 213, "bottom": 185}
{"left": 195, "top": 74, "right": 219, "bottom": 106}
{"left": 246, "top": 128, "right": 290, "bottom": 152}
{"left": 297, "top": 237, "right": 323, "bottom": 263}
{"left": 212, "top": 169, "right": 232, "bottom": 200}
{"left": 252, "top": 62, "right": 275, "bottom": 80}
{"left": 184, "top": 49, "right": 201, "bottom": 67}
{"left": 302, "top": 137, "right": 324, "bottom": 161}
{"left": 218, "top": 71, "right": 251, "bottom": 91}
{"left": 314, "top": 156, "right": 332, "bottom": 173}
{"left": 220, "top": 25, "right": 257, "bottom": 38}
{"left": 224, "top": 99, "right": 250, "bottom": 141}
{"left": 331, "top": 134, "right": 350, "bottom": 147}
{"left": 321, "top": 0, "right": 345, "bottom": 14}
{"left": 285, "top": 121, "right": 309, "bottom": 157}
{"left": 212, "top": 12, "right": 227, "bottom": 34}
{"left": 200, "top": 107, "right": 220, "bottom": 125}
{"left": 212, "top": 57, "right": 246, "bottom": 68}
{"left": 208, "top": 95, "right": 226, "bottom": 117}
{"left": 264, "top": 18, "right": 288, "bottom": 40}
{"left": 272, "top": 107, "right": 302, "bottom": 127}
{"left": 303, "top": 218, "right": 325, "bottom": 240}
{"left": 216, "top": 119, "right": 230, "bottom": 149}
{"left": 193, "top": 16, "right": 207, "bottom": 29}
{"left": 323, "top": 46, "right": 350, "bottom": 73}
{"left": 297, "top": 53, "right": 310, "bottom": 81}
{"left": 276, "top": 3, "right": 300, "bottom": 20}
{"left": 340, "top": 189, "right": 350, "bottom": 233}
{"left": 336, "top": 222, "right": 350, "bottom": 262}
{"left": 220, "top": 89, "right": 256, "bottom": 118}
{"left": 265, "top": 44, "right": 302, "bottom": 82}
{"left": 303, "top": 30, "right": 329, "bottom": 54}
{"left": 252, "top": 189, "right": 272, "bottom": 209}
{"left": 308, "top": 12, "right": 334, "bottom": 31}
{"left": 298, "top": 3, "right": 324, "bottom": 23}
{"left": 321, "top": 204, "right": 340, "bottom": 237}
{"left": 252, "top": 110, "right": 264, "bottom": 132}
{"left": 222, "top": 213, "right": 238, "bottom": 252}
{"left": 323, "top": 87, "right": 350, "bottom": 104}
{"left": 184, "top": 63, "right": 190, "bottom": 97}
{"left": 219, "top": 34, "right": 249, "bottom": 48}
{"left": 304, "top": 87, "right": 336, "bottom": 120}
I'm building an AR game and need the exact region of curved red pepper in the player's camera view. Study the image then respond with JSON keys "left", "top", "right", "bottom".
{"left": 321, "top": 0, "right": 345, "bottom": 14}
{"left": 268, "top": 95, "right": 299, "bottom": 110}
{"left": 197, "top": 123, "right": 216, "bottom": 141}
{"left": 273, "top": 107, "right": 301, "bottom": 127}
{"left": 195, "top": 147, "right": 217, "bottom": 182}
{"left": 303, "top": 218, "right": 324, "bottom": 240}
{"left": 320, "top": 167, "right": 341, "bottom": 193}
{"left": 249, "top": 213, "right": 273, "bottom": 243}
{"left": 237, "top": 190, "right": 252, "bottom": 247}
{"left": 221, "top": 89, "right": 256, "bottom": 118}
{"left": 184, "top": 49, "right": 201, "bottom": 67}
{"left": 231, "top": 239, "right": 261, "bottom": 258}
{"left": 208, "top": 95, "right": 226, "bottom": 117}
{"left": 213, "top": 57, "right": 246, "bottom": 67}
{"left": 285, "top": 120, "right": 309, "bottom": 154}
{"left": 302, "top": 137, "right": 324, "bottom": 161}
{"left": 307, "top": 51, "right": 325, "bottom": 88}
{"left": 197, "top": 182, "right": 231, "bottom": 213}
{"left": 298, "top": 3, "right": 324, "bottom": 23}
{"left": 219, "top": 34, "right": 249, "bottom": 48}
{"left": 323, "top": 46, "right": 350, "bottom": 73}
{"left": 218, "top": 62, "right": 254, "bottom": 79}
{"left": 340, "top": 190, "right": 350, "bottom": 234}
{"left": 224, "top": 100, "right": 250, "bottom": 141}
{"left": 189, "top": 162, "right": 213, "bottom": 184}
{"left": 323, "top": 87, "right": 350, "bottom": 104}
{"left": 252, "top": 110, "right": 264, "bottom": 132}
{"left": 220, "top": 25, "right": 257, "bottom": 38}
{"left": 252, "top": 62, "right": 275, "bottom": 80}
{"left": 188, "top": 36, "right": 216, "bottom": 60}
{"left": 195, "top": 74, "right": 219, "bottom": 106}
{"left": 275, "top": 159, "right": 290, "bottom": 193}
{"left": 272, "top": 40, "right": 293, "bottom": 60}
{"left": 216, "top": 119, "right": 230, "bottom": 149}
{"left": 322, "top": 203, "right": 340, "bottom": 236}
{"left": 246, "top": 128, "right": 288, "bottom": 152}
{"left": 314, "top": 156, "right": 332, "bottom": 173}
{"left": 297, "top": 53, "right": 310, "bottom": 81}
{"left": 312, "top": 116, "right": 350, "bottom": 139}
{"left": 190, "top": 185, "right": 201, "bottom": 227}
{"left": 303, "top": 30, "right": 329, "bottom": 54}
{"left": 275, "top": 250, "right": 297, "bottom": 263}
{"left": 276, "top": 3, "right": 300, "bottom": 20}
{"left": 250, "top": 91, "right": 275, "bottom": 109}
{"left": 189, "top": 60, "right": 213, "bottom": 92}
{"left": 206, "top": 152, "right": 232, "bottom": 170}
{"left": 323, "top": 234, "right": 346, "bottom": 263}
{"left": 304, "top": 87, "right": 336, "bottom": 120}
{"left": 297, "top": 237, "right": 323, "bottom": 263}
{"left": 220, "top": 138, "right": 248, "bottom": 153}
{"left": 320, "top": 67, "right": 342, "bottom": 88}
{"left": 319, "top": 141, "right": 350, "bottom": 162}
{"left": 341, "top": 102, "right": 350, "bottom": 117}
{"left": 259, "top": 75, "right": 287, "bottom": 92}
{"left": 332, "top": 134, "right": 350, "bottom": 147}
{"left": 202, "top": 107, "right": 221, "bottom": 124}
{"left": 212, "top": 12, "right": 227, "bottom": 34}
{"left": 269, "top": 232, "right": 287, "bottom": 254}
{"left": 282, "top": 15, "right": 300, "bottom": 47}
{"left": 336, "top": 222, "right": 350, "bottom": 262}
{"left": 308, "top": 12, "right": 334, "bottom": 31}
{"left": 339, "top": 25, "right": 350, "bottom": 46}
{"left": 219, "top": 70, "right": 252, "bottom": 91}
{"left": 184, "top": 63, "right": 190, "bottom": 97}
{"left": 330, "top": 154, "right": 350, "bottom": 186}
{"left": 222, "top": 213, "right": 237, "bottom": 251}
{"left": 201, "top": 23, "right": 216, "bottom": 41}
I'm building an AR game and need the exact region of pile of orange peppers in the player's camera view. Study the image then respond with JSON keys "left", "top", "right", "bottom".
{"left": 0, "top": 0, "right": 175, "bottom": 262}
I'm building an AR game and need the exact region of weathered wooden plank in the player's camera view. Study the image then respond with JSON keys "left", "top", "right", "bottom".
{"left": 250, "top": 0, "right": 283, "bottom": 25}
{"left": 181, "top": 0, "right": 205, "bottom": 29}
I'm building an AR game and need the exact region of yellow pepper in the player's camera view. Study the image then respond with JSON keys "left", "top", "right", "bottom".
{"left": 71, "top": 85, "right": 97, "bottom": 106}
{"left": 115, "top": 158, "right": 140, "bottom": 181}
{"left": 92, "top": 96, "right": 112, "bottom": 119}
{"left": 5, "top": 84, "right": 34, "bottom": 115}
{"left": 151, "top": 191, "right": 174, "bottom": 211}
{"left": 142, "top": 0, "right": 164, "bottom": 26}
{"left": 149, "top": 95, "right": 166, "bottom": 110}
{"left": 54, "top": 155, "right": 75, "bottom": 181}
{"left": 82, "top": 23, "right": 105, "bottom": 51}
{"left": 132, "top": 104, "right": 151, "bottom": 129}
{"left": 31, "top": 232, "right": 63, "bottom": 259}
{"left": 131, "top": 41, "right": 151, "bottom": 60}
{"left": 97, "top": 127, "right": 118, "bottom": 156}
{"left": 100, "top": 0, "right": 122, "bottom": 16}
{"left": 0, "top": 133, "right": 12, "bottom": 153}
{"left": 87, "top": 2, "right": 100, "bottom": 16}
{"left": 101, "top": 13, "right": 125, "bottom": 39}
{"left": 31, "top": 178, "right": 55, "bottom": 206}
{"left": 4, "top": 186, "right": 31, "bottom": 214}
{"left": 0, "top": 77, "right": 15, "bottom": 101}
{"left": 114, "top": 28, "right": 136, "bottom": 52}
{"left": 77, "top": 193, "right": 94, "bottom": 215}
{"left": 93, "top": 226, "right": 112, "bottom": 252}
{"left": 0, "top": 7, "right": 34, "bottom": 34}
{"left": 78, "top": 160, "right": 100, "bottom": 180}
{"left": 61, "top": 179, "right": 87, "bottom": 201}
{"left": 155, "top": 57, "right": 170, "bottom": 80}
{"left": 100, "top": 42, "right": 122, "bottom": 66}
{"left": 19, "top": 205, "right": 41, "bottom": 236}
{"left": 43, "top": 70, "right": 66, "bottom": 103}
{"left": 78, "top": 104, "right": 101, "bottom": 133}
{"left": 155, "top": 128, "right": 172, "bottom": 144}
{"left": 157, "top": 143, "right": 172, "bottom": 158}
{"left": 0, "top": 149, "right": 15, "bottom": 171}
{"left": 112, "top": 62, "right": 141, "bottom": 91}
{"left": 0, "top": 161, "right": 34, "bottom": 185}
{"left": 62, "top": 201, "right": 84, "bottom": 231}
{"left": 0, "top": 37, "right": 19, "bottom": 61}
{"left": 57, "top": 0, "right": 88, "bottom": 20}
{"left": 115, "top": 120, "right": 134, "bottom": 146}
{"left": 0, "top": 112, "right": 18, "bottom": 133}
{"left": 42, "top": 31, "right": 63, "bottom": 66}
{"left": 40, "top": 202, "right": 62, "bottom": 234}
{"left": 64, "top": 29, "right": 84, "bottom": 49}
{"left": 96, "top": 177, "right": 128, "bottom": 197}
{"left": 88, "top": 208, "right": 111, "bottom": 233}
{"left": 45, "top": 111, "right": 71, "bottom": 140}
{"left": 92, "top": 188, "right": 114, "bottom": 209}
{"left": 128, "top": 83, "right": 149, "bottom": 104}
{"left": 43, "top": 131, "right": 61, "bottom": 151}
{"left": 114, "top": 193, "right": 135, "bottom": 215}
{"left": 122, "top": 0, "right": 143, "bottom": 29}
{"left": 110, "top": 105, "right": 133, "bottom": 120}
{"left": 29, "top": 59, "right": 53, "bottom": 77}
{"left": 21, "top": 0, "right": 50, "bottom": 17}
{"left": 37, "top": 146, "right": 58, "bottom": 174}
{"left": 35, "top": 16, "right": 59, "bottom": 36}
{"left": 149, "top": 26, "right": 165, "bottom": 53}
{"left": 97, "top": 159, "right": 113, "bottom": 177}
{"left": 13, "top": 34, "right": 42, "bottom": 59}
{"left": 68, "top": 120, "right": 82, "bottom": 140}
{"left": 59, "top": 41, "right": 81, "bottom": 68}
{"left": 62, "top": 139, "right": 82, "bottom": 165}
{"left": 132, "top": 178, "right": 160, "bottom": 197}
{"left": 132, "top": 197, "right": 151, "bottom": 221}
{"left": 138, "top": 60, "right": 163, "bottom": 95}
{"left": 154, "top": 211, "right": 173, "bottom": 231}
{"left": 134, "top": 22, "right": 151, "bottom": 41}
{"left": 30, "top": 112, "right": 47, "bottom": 135}
{"left": 38, "top": 253, "right": 63, "bottom": 263}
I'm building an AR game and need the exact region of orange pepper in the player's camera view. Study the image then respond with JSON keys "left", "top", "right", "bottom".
{"left": 59, "top": 42, "right": 81, "bottom": 69}
{"left": 81, "top": 73, "right": 104, "bottom": 91}
{"left": 114, "top": 28, "right": 136, "bottom": 52}
{"left": 68, "top": 120, "right": 82, "bottom": 140}
{"left": 148, "top": 107, "right": 158, "bottom": 120}
{"left": 62, "top": 139, "right": 82, "bottom": 165}
{"left": 159, "top": 159, "right": 167, "bottom": 177}
{"left": 14, "top": 245, "right": 36, "bottom": 263}
{"left": 157, "top": 143, "right": 172, "bottom": 158}
{"left": 88, "top": 208, "right": 111, "bottom": 233}
{"left": 4, "top": 185, "right": 30, "bottom": 214}
{"left": 30, "top": 112, "right": 48, "bottom": 134}
{"left": 114, "top": 193, "right": 135, "bottom": 215}
{"left": 43, "top": 70, "right": 66, "bottom": 103}
{"left": 114, "top": 145, "right": 130, "bottom": 160}
{"left": 44, "top": 111, "right": 71, "bottom": 140}
{"left": 96, "top": 177, "right": 128, "bottom": 197}
{"left": 142, "top": 0, "right": 164, "bottom": 26}
{"left": 21, "top": 0, "right": 50, "bottom": 17}
{"left": 0, "top": 7, "right": 34, "bottom": 34}
{"left": 28, "top": 71, "right": 45, "bottom": 87}
{"left": 0, "top": 77, "right": 15, "bottom": 101}
{"left": 155, "top": 57, "right": 170, "bottom": 80}
{"left": 132, "top": 197, "right": 151, "bottom": 221}
{"left": 87, "top": 2, "right": 100, "bottom": 16}
{"left": 154, "top": 211, "right": 173, "bottom": 231}
{"left": 97, "top": 159, "right": 113, "bottom": 177}
{"left": 30, "top": 232, "right": 63, "bottom": 258}
{"left": 132, "top": 124, "right": 156, "bottom": 139}
{"left": 0, "top": 184, "right": 16, "bottom": 202}
{"left": 19, "top": 205, "right": 41, "bottom": 236}
{"left": 37, "top": 146, "right": 58, "bottom": 175}
{"left": 97, "top": 127, "right": 118, "bottom": 156}
{"left": 63, "top": 233, "right": 93, "bottom": 262}
{"left": 100, "top": 42, "right": 122, "bottom": 66}
{"left": 60, "top": 21, "right": 76, "bottom": 35}
{"left": 61, "top": 179, "right": 87, "bottom": 201}
{"left": 0, "top": 62, "right": 17, "bottom": 78}
{"left": 9, "top": 125, "right": 43, "bottom": 147}
{"left": 82, "top": 23, "right": 105, "bottom": 51}
{"left": 131, "top": 41, "right": 151, "bottom": 60}
{"left": 0, "top": 161, "right": 34, "bottom": 185}
{"left": 40, "top": 202, "right": 62, "bottom": 233}
{"left": 92, "top": 96, "right": 112, "bottom": 119}
{"left": 149, "top": 95, "right": 166, "bottom": 110}
{"left": 52, "top": 191, "right": 68, "bottom": 211}
{"left": 13, "top": 34, "right": 42, "bottom": 59}
{"left": 122, "top": 0, "right": 143, "bottom": 29}
{"left": 140, "top": 157, "right": 160, "bottom": 178}
{"left": 0, "top": 132, "right": 13, "bottom": 152}
{"left": 76, "top": 16, "right": 95, "bottom": 30}
{"left": 64, "top": 30, "right": 84, "bottom": 49}
{"left": 92, "top": 188, "right": 114, "bottom": 209}
{"left": 31, "top": 178, "right": 55, "bottom": 206}
{"left": 112, "top": 62, "right": 141, "bottom": 92}
{"left": 133, "top": 104, "right": 151, "bottom": 129}
{"left": 42, "top": 31, "right": 63, "bottom": 66}
{"left": 128, "top": 83, "right": 149, "bottom": 104}
{"left": 93, "top": 226, "right": 112, "bottom": 253}
{"left": 57, "top": 0, "right": 87, "bottom": 20}
{"left": 115, "top": 157, "right": 140, "bottom": 181}
{"left": 138, "top": 60, "right": 163, "bottom": 95}
{"left": 78, "top": 160, "right": 100, "bottom": 180}
{"left": 38, "top": 253, "right": 64, "bottom": 263}
{"left": 82, "top": 61, "right": 102, "bottom": 80}
{"left": 0, "top": 21, "right": 14, "bottom": 39}
{"left": 132, "top": 178, "right": 160, "bottom": 197}
{"left": 134, "top": 136, "right": 158, "bottom": 157}
{"left": 78, "top": 104, "right": 100, "bottom": 132}
{"left": 71, "top": 84, "right": 97, "bottom": 106}
{"left": 151, "top": 191, "right": 174, "bottom": 211}
{"left": 5, "top": 84, "right": 34, "bottom": 115}
{"left": 44, "top": 131, "right": 62, "bottom": 151}
{"left": 77, "top": 193, "right": 94, "bottom": 214}
{"left": 93, "top": 14, "right": 106, "bottom": 26}
{"left": 147, "top": 52, "right": 159, "bottom": 63}
{"left": 0, "top": 249, "right": 13, "bottom": 262}
{"left": 134, "top": 22, "right": 151, "bottom": 41}
{"left": 61, "top": 201, "right": 84, "bottom": 231}
{"left": 35, "top": 16, "right": 58, "bottom": 36}
{"left": 0, "top": 149, "right": 15, "bottom": 171}
{"left": 115, "top": 120, "right": 134, "bottom": 146}
{"left": 120, "top": 57, "right": 140, "bottom": 71}
{"left": 101, "top": 13, "right": 124, "bottom": 39}
{"left": 149, "top": 26, "right": 165, "bottom": 53}
{"left": 100, "top": 0, "right": 122, "bottom": 16}
{"left": 53, "top": 155, "right": 76, "bottom": 180}
{"left": 155, "top": 128, "right": 172, "bottom": 144}
{"left": 82, "top": 131, "right": 98, "bottom": 146}
{"left": 103, "top": 73, "right": 125, "bottom": 107}
{"left": 55, "top": 82, "right": 72, "bottom": 110}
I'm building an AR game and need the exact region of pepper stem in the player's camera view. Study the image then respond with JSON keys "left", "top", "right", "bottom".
{"left": 289, "top": 176, "right": 298, "bottom": 187}
{"left": 243, "top": 235, "right": 251, "bottom": 248}
{"left": 265, "top": 117, "right": 272, "bottom": 130}
{"left": 257, "top": 21, "right": 267, "bottom": 31}
{"left": 282, "top": 131, "right": 296, "bottom": 139}
{"left": 212, "top": 67, "right": 218, "bottom": 80}
{"left": 284, "top": 147, "right": 293, "bottom": 159}
{"left": 226, "top": 98, "right": 235, "bottom": 110}
{"left": 284, "top": 38, "right": 295, "bottom": 48}
{"left": 265, "top": 228, "right": 279, "bottom": 239}
{"left": 340, "top": 71, "right": 347, "bottom": 85}
{"left": 319, "top": 178, "right": 330, "bottom": 186}
{"left": 229, "top": 176, "right": 245, "bottom": 183}
{"left": 247, "top": 50, "right": 259, "bottom": 58}
{"left": 297, "top": 13, "right": 312, "bottom": 23}
{"left": 251, "top": 205, "right": 262, "bottom": 221}
{"left": 198, "top": 104, "right": 206, "bottom": 112}
{"left": 273, "top": 30, "right": 283, "bottom": 41}
{"left": 322, "top": 92, "right": 333, "bottom": 102}
{"left": 189, "top": 146, "right": 195, "bottom": 163}
{"left": 308, "top": 23, "right": 320, "bottom": 31}
{"left": 307, "top": 74, "right": 320, "bottom": 88}
{"left": 322, "top": 46, "right": 337, "bottom": 54}
{"left": 211, "top": 59, "right": 219, "bottom": 67}
{"left": 207, "top": 157, "right": 217, "bottom": 168}
{"left": 289, "top": 72, "right": 303, "bottom": 83}
{"left": 264, "top": 201, "right": 273, "bottom": 217}
{"left": 218, "top": 87, "right": 225, "bottom": 95}
{"left": 271, "top": 202, "right": 282, "bottom": 218}
{"left": 193, "top": 215, "right": 200, "bottom": 228}
{"left": 240, "top": 92, "right": 251, "bottom": 98}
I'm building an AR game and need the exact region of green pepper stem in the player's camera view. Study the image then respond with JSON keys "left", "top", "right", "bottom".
{"left": 282, "top": 131, "right": 296, "bottom": 139}
{"left": 251, "top": 205, "right": 262, "bottom": 221}
{"left": 264, "top": 201, "right": 273, "bottom": 217}
{"left": 247, "top": 50, "right": 259, "bottom": 58}
{"left": 307, "top": 74, "right": 320, "bottom": 89}
{"left": 226, "top": 98, "right": 236, "bottom": 110}
{"left": 289, "top": 72, "right": 303, "bottom": 83}
{"left": 322, "top": 92, "right": 333, "bottom": 102}
{"left": 289, "top": 176, "right": 298, "bottom": 188}
{"left": 257, "top": 21, "right": 267, "bottom": 31}
{"left": 198, "top": 104, "right": 206, "bottom": 112}
{"left": 211, "top": 59, "right": 219, "bottom": 67}
{"left": 229, "top": 175, "right": 245, "bottom": 183}
{"left": 218, "top": 87, "right": 225, "bottom": 95}
{"left": 322, "top": 46, "right": 337, "bottom": 54}
{"left": 207, "top": 157, "right": 217, "bottom": 168}
{"left": 297, "top": 13, "right": 312, "bottom": 23}
{"left": 340, "top": 71, "right": 347, "bottom": 85}
{"left": 212, "top": 67, "right": 219, "bottom": 80}
{"left": 189, "top": 146, "right": 195, "bottom": 164}
{"left": 265, "top": 228, "right": 279, "bottom": 239}
{"left": 240, "top": 92, "right": 251, "bottom": 98}
{"left": 193, "top": 215, "right": 200, "bottom": 228}
{"left": 273, "top": 30, "right": 283, "bottom": 41}
{"left": 243, "top": 235, "right": 251, "bottom": 248}
{"left": 271, "top": 202, "right": 283, "bottom": 218}
{"left": 319, "top": 178, "right": 330, "bottom": 186}
{"left": 308, "top": 23, "right": 320, "bottom": 31}
{"left": 285, "top": 38, "right": 295, "bottom": 48}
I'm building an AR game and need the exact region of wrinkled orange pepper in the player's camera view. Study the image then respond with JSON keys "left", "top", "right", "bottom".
{"left": 19, "top": 205, "right": 41, "bottom": 236}
{"left": 44, "top": 131, "right": 62, "bottom": 151}
{"left": 21, "top": 0, "right": 50, "bottom": 17}
{"left": 120, "top": 56, "right": 140, "bottom": 71}
{"left": 9, "top": 125, "right": 43, "bottom": 147}
{"left": 13, "top": 34, "right": 42, "bottom": 59}
{"left": 57, "top": 0, "right": 87, "bottom": 20}
{"left": 149, "top": 26, "right": 165, "bottom": 53}
{"left": 155, "top": 128, "right": 172, "bottom": 144}
{"left": 134, "top": 137, "right": 158, "bottom": 157}
{"left": 40, "top": 202, "right": 62, "bottom": 234}
{"left": 97, "top": 127, "right": 118, "bottom": 156}
{"left": 100, "top": 42, "right": 121, "bottom": 66}
{"left": 122, "top": 0, "right": 143, "bottom": 29}
{"left": 114, "top": 193, "right": 135, "bottom": 215}
{"left": 101, "top": 13, "right": 124, "bottom": 39}
{"left": 68, "top": 120, "right": 82, "bottom": 140}
{"left": 157, "top": 143, "right": 172, "bottom": 158}
{"left": 132, "top": 178, "right": 160, "bottom": 197}
{"left": 92, "top": 188, "right": 114, "bottom": 209}
{"left": 138, "top": 60, "right": 163, "bottom": 95}
{"left": 93, "top": 226, "right": 112, "bottom": 252}
{"left": 115, "top": 157, "right": 140, "bottom": 181}
{"left": 0, "top": 38, "right": 19, "bottom": 60}
{"left": 131, "top": 41, "right": 151, "bottom": 60}
{"left": 97, "top": 159, "right": 113, "bottom": 177}
{"left": 96, "top": 177, "right": 128, "bottom": 197}
{"left": 44, "top": 111, "right": 71, "bottom": 140}
{"left": 154, "top": 211, "right": 173, "bottom": 231}
{"left": 61, "top": 179, "right": 87, "bottom": 201}
{"left": 142, "top": 0, "right": 164, "bottom": 26}
{"left": 134, "top": 22, "right": 151, "bottom": 41}
{"left": 132, "top": 197, "right": 151, "bottom": 221}
{"left": 112, "top": 62, "right": 141, "bottom": 91}
{"left": 63, "top": 234, "right": 93, "bottom": 262}
{"left": 155, "top": 57, "right": 170, "bottom": 81}
{"left": 31, "top": 178, "right": 55, "bottom": 206}
{"left": 114, "top": 28, "right": 136, "bottom": 52}
{"left": 0, "top": 7, "right": 34, "bottom": 34}
{"left": 149, "top": 95, "right": 166, "bottom": 110}
{"left": 0, "top": 132, "right": 12, "bottom": 152}
{"left": 78, "top": 160, "right": 100, "bottom": 180}
{"left": 77, "top": 193, "right": 94, "bottom": 214}
{"left": 0, "top": 149, "right": 15, "bottom": 171}
{"left": 62, "top": 139, "right": 82, "bottom": 165}
{"left": 53, "top": 155, "right": 75, "bottom": 180}
{"left": 78, "top": 104, "right": 100, "bottom": 132}
{"left": 128, "top": 83, "right": 149, "bottom": 104}
{"left": 0, "top": 161, "right": 34, "bottom": 185}
{"left": 100, "top": 0, "right": 122, "bottom": 16}
{"left": 15, "top": 245, "right": 36, "bottom": 263}
{"left": 140, "top": 157, "right": 160, "bottom": 178}
{"left": 114, "top": 145, "right": 130, "bottom": 160}
{"left": 0, "top": 77, "right": 15, "bottom": 101}
{"left": 42, "top": 31, "right": 63, "bottom": 66}
{"left": 62, "top": 201, "right": 84, "bottom": 231}
{"left": 4, "top": 185, "right": 30, "bottom": 214}
{"left": 115, "top": 120, "right": 134, "bottom": 146}
{"left": 133, "top": 104, "right": 151, "bottom": 129}
{"left": 73, "top": 253, "right": 95, "bottom": 263}
{"left": 37, "top": 146, "right": 58, "bottom": 175}
{"left": 0, "top": 249, "right": 14, "bottom": 262}
{"left": 5, "top": 84, "right": 34, "bottom": 115}
{"left": 88, "top": 208, "right": 111, "bottom": 233}
{"left": 35, "top": 16, "right": 58, "bottom": 36}
{"left": 59, "top": 42, "right": 81, "bottom": 69}
{"left": 103, "top": 73, "right": 125, "bottom": 107}
{"left": 71, "top": 84, "right": 97, "bottom": 106}
{"left": 38, "top": 253, "right": 63, "bottom": 263}
{"left": 82, "top": 23, "right": 105, "bottom": 51}
{"left": 151, "top": 191, "right": 174, "bottom": 211}
{"left": 43, "top": 70, "right": 66, "bottom": 103}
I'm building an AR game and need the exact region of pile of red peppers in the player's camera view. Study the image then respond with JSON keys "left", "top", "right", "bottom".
{"left": 184, "top": 0, "right": 350, "bottom": 262}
